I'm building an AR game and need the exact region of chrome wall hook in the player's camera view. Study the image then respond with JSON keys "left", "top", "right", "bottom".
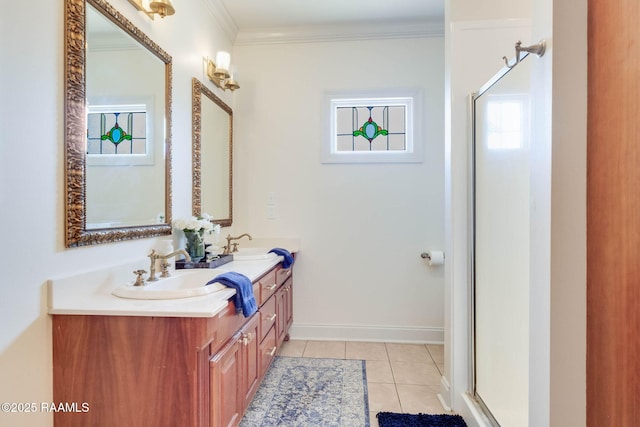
{"left": 503, "top": 40, "right": 547, "bottom": 69}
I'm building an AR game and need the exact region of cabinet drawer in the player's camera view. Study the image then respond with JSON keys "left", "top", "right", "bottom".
{"left": 257, "top": 270, "right": 278, "bottom": 306}
{"left": 259, "top": 327, "right": 277, "bottom": 379}
{"left": 260, "top": 296, "right": 277, "bottom": 342}
{"left": 276, "top": 266, "right": 292, "bottom": 286}
{"left": 212, "top": 302, "right": 247, "bottom": 355}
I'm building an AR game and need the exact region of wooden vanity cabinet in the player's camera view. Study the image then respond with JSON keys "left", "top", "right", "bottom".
{"left": 52, "top": 262, "right": 293, "bottom": 427}
{"left": 52, "top": 314, "right": 219, "bottom": 427}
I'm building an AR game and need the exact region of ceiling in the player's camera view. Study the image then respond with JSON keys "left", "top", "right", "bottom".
{"left": 218, "top": 0, "right": 444, "bottom": 31}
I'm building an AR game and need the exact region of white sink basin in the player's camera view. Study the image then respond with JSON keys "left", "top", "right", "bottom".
{"left": 232, "top": 248, "right": 279, "bottom": 261}
{"left": 112, "top": 269, "right": 229, "bottom": 300}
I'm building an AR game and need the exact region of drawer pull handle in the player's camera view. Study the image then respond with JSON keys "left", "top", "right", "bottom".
{"left": 268, "top": 346, "right": 277, "bottom": 356}
{"left": 242, "top": 332, "right": 254, "bottom": 346}
{"left": 268, "top": 313, "right": 277, "bottom": 322}
{"left": 265, "top": 283, "right": 277, "bottom": 291}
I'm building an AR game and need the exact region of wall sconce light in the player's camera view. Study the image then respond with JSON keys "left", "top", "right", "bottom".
{"left": 207, "top": 51, "right": 240, "bottom": 92}
{"left": 127, "top": 0, "right": 175, "bottom": 20}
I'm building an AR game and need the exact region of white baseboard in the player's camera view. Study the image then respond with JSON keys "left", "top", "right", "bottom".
{"left": 289, "top": 323, "right": 444, "bottom": 343}
{"left": 438, "top": 375, "right": 452, "bottom": 412}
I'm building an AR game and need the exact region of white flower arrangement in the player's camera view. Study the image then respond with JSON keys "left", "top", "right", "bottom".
{"left": 173, "top": 213, "right": 220, "bottom": 235}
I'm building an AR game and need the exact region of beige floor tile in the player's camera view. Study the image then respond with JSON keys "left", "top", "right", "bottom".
{"left": 391, "top": 361, "right": 442, "bottom": 385}
{"left": 396, "top": 384, "right": 446, "bottom": 414}
{"left": 365, "top": 360, "right": 394, "bottom": 383}
{"left": 369, "top": 412, "right": 380, "bottom": 427}
{"left": 428, "top": 344, "right": 446, "bottom": 375}
{"left": 367, "top": 383, "right": 401, "bottom": 413}
{"left": 270, "top": 340, "right": 444, "bottom": 423}
{"left": 302, "top": 340, "right": 345, "bottom": 359}
{"left": 386, "top": 343, "right": 430, "bottom": 363}
{"left": 346, "top": 341, "right": 389, "bottom": 360}
{"left": 426, "top": 344, "right": 444, "bottom": 365}
{"left": 277, "top": 339, "right": 306, "bottom": 357}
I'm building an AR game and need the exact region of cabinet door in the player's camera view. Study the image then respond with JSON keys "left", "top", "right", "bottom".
{"left": 275, "top": 286, "right": 287, "bottom": 345}
{"left": 240, "top": 314, "right": 261, "bottom": 408}
{"left": 284, "top": 279, "right": 293, "bottom": 332}
{"left": 210, "top": 336, "right": 242, "bottom": 427}
{"left": 275, "top": 278, "right": 293, "bottom": 346}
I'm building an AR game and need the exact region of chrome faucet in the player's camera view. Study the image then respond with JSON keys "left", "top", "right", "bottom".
{"left": 223, "top": 233, "right": 252, "bottom": 255}
{"left": 147, "top": 249, "right": 191, "bottom": 282}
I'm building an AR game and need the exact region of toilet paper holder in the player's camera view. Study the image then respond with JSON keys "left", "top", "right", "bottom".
{"left": 420, "top": 252, "right": 436, "bottom": 260}
{"left": 420, "top": 251, "right": 445, "bottom": 265}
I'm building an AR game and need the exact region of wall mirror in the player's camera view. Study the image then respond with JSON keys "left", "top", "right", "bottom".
{"left": 64, "top": 0, "right": 172, "bottom": 247}
{"left": 192, "top": 78, "right": 233, "bottom": 227}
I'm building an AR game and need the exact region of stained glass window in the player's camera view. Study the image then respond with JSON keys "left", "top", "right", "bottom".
{"left": 323, "top": 91, "right": 423, "bottom": 164}
{"left": 87, "top": 105, "right": 147, "bottom": 155}
{"left": 336, "top": 105, "right": 406, "bottom": 152}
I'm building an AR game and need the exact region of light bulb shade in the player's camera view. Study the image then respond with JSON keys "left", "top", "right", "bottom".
{"left": 225, "top": 79, "right": 240, "bottom": 91}
{"left": 229, "top": 65, "right": 239, "bottom": 81}
{"left": 215, "top": 51, "right": 231, "bottom": 73}
{"left": 149, "top": 0, "right": 175, "bottom": 17}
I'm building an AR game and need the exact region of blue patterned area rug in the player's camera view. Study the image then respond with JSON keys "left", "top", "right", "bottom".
{"left": 377, "top": 412, "right": 467, "bottom": 427}
{"left": 240, "top": 356, "right": 369, "bottom": 427}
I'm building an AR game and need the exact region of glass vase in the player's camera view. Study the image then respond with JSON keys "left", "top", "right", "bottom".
{"left": 184, "top": 230, "right": 205, "bottom": 263}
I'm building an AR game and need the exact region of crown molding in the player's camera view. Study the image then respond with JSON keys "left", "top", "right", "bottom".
{"left": 201, "top": 0, "right": 239, "bottom": 43}
{"left": 234, "top": 19, "right": 444, "bottom": 46}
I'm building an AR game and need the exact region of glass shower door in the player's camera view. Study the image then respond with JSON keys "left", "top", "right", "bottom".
{"left": 471, "top": 56, "right": 532, "bottom": 426}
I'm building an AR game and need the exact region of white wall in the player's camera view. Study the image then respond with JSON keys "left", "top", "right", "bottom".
{"left": 232, "top": 37, "right": 445, "bottom": 342}
{"left": 0, "top": 1, "right": 233, "bottom": 425}
{"left": 536, "top": 1, "right": 587, "bottom": 425}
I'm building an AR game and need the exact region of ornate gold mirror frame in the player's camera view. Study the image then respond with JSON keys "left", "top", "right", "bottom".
{"left": 64, "top": 0, "right": 172, "bottom": 247}
{"left": 192, "top": 78, "right": 233, "bottom": 227}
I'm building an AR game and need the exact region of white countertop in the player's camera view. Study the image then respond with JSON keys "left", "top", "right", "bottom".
{"left": 48, "top": 257, "right": 285, "bottom": 318}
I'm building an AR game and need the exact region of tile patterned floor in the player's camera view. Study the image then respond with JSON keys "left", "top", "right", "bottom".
{"left": 277, "top": 340, "right": 448, "bottom": 427}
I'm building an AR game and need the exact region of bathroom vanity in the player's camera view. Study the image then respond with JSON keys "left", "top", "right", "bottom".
{"left": 49, "top": 255, "right": 294, "bottom": 427}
